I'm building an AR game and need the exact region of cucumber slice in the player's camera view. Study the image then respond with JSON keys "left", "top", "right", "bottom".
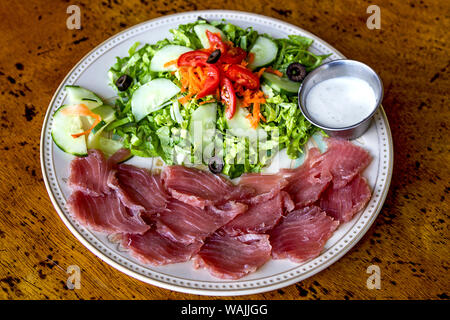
{"left": 65, "top": 85, "right": 103, "bottom": 109}
{"left": 87, "top": 122, "right": 129, "bottom": 159}
{"left": 150, "top": 45, "right": 193, "bottom": 72}
{"left": 170, "top": 99, "right": 184, "bottom": 124}
{"left": 194, "top": 24, "right": 227, "bottom": 49}
{"left": 226, "top": 106, "right": 259, "bottom": 138}
{"left": 51, "top": 105, "right": 88, "bottom": 156}
{"left": 91, "top": 105, "right": 116, "bottom": 123}
{"left": 190, "top": 103, "right": 217, "bottom": 151}
{"left": 91, "top": 120, "right": 107, "bottom": 135}
{"left": 248, "top": 36, "right": 278, "bottom": 69}
{"left": 131, "top": 79, "right": 181, "bottom": 122}
{"left": 80, "top": 105, "right": 117, "bottom": 135}
{"left": 262, "top": 72, "right": 301, "bottom": 96}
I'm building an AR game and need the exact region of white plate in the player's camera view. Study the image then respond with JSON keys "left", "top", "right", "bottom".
{"left": 40, "top": 10, "right": 393, "bottom": 296}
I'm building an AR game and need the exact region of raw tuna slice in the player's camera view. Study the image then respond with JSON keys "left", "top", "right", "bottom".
{"left": 68, "top": 149, "right": 110, "bottom": 196}
{"left": 162, "top": 165, "right": 253, "bottom": 208}
{"left": 283, "top": 148, "right": 333, "bottom": 208}
{"left": 222, "top": 191, "right": 294, "bottom": 236}
{"left": 194, "top": 233, "right": 271, "bottom": 280}
{"left": 155, "top": 200, "right": 247, "bottom": 244}
{"left": 67, "top": 191, "right": 150, "bottom": 234}
{"left": 238, "top": 172, "right": 290, "bottom": 204}
{"left": 319, "top": 174, "right": 371, "bottom": 223}
{"left": 323, "top": 138, "right": 372, "bottom": 189}
{"left": 124, "top": 229, "right": 203, "bottom": 266}
{"left": 68, "top": 148, "right": 131, "bottom": 196}
{"left": 270, "top": 206, "right": 339, "bottom": 263}
{"left": 107, "top": 164, "right": 168, "bottom": 213}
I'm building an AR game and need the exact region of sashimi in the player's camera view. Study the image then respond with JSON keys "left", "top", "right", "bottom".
{"left": 282, "top": 148, "right": 333, "bottom": 208}
{"left": 155, "top": 200, "right": 247, "bottom": 244}
{"left": 68, "top": 149, "right": 111, "bottom": 196}
{"left": 194, "top": 233, "right": 271, "bottom": 280}
{"left": 67, "top": 191, "right": 150, "bottom": 234}
{"left": 108, "top": 164, "right": 168, "bottom": 212}
{"left": 323, "top": 138, "right": 372, "bottom": 189}
{"left": 223, "top": 191, "right": 294, "bottom": 236}
{"left": 124, "top": 229, "right": 203, "bottom": 266}
{"left": 270, "top": 206, "right": 339, "bottom": 263}
{"left": 319, "top": 175, "right": 371, "bottom": 222}
{"left": 162, "top": 165, "right": 253, "bottom": 208}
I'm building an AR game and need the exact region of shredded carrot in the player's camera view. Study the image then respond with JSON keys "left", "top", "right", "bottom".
{"left": 247, "top": 52, "right": 255, "bottom": 64}
{"left": 199, "top": 99, "right": 215, "bottom": 105}
{"left": 195, "top": 66, "right": 206, "bottom": 83}
{"left": 236, "top": 88, "right": 267, "bottom": 128}
{"left": 60, "top": 104, "right": 101, "bottom": 138}
{"left": 178, "top": 65, "right": 207, "bottom": 104}
{"left": 256, "top": 67, "right": 266, "bottom": 78}
{"left": 240, "top": 89, "right": 266, "bottom": 108}
{"left": 178, "top": 92, "right": 194, "bottom": 105}
{"left": 249, "top": 103, "right": 261, "bottom": 128}
{"left": 265, "top": 66, "right": 283, "bottom": 77}
{"left": 163, "top": 59, "right": 178, "bottom": 68}
{"left": 225, "top": 41, "right": 234, "bottom": 47}
{"left": 259, "top": 112, "right": 266, "bottom": 123}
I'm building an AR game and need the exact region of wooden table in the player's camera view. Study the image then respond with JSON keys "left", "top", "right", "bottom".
{"left": 0, "top": 0, "right": 448, "bottom": 300}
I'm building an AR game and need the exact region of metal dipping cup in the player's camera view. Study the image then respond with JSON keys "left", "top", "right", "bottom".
{"left": 298, "top": 59, "right": 384, "bottom": 140}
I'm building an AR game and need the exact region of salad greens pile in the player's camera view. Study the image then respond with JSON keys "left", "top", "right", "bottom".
{"left": 106, "top": 19, "right": 330, "bottom": 178}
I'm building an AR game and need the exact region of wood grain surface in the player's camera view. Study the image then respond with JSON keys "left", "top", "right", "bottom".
{"left": 0, "top": 0, "right": 448, "bottom": 300}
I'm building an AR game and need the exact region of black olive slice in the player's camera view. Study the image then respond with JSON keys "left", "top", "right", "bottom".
{"left": 206, "top": 49, "right": 221, "bottom": 64}
{"left": 286, "top": 63, "right": 307, "bottom": 82}
{"left": 208, "top": 156, "right": 224, "bottom": 174}
{"left": 115, "top": 74, "right": 133, "bottom": 91}
{"left": 197, "top": 16, "right": 210, "bottom": 23}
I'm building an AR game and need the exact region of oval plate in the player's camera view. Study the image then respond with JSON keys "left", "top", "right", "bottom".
{"left": 40, "top": 10, "right": 393, "bottom": 296}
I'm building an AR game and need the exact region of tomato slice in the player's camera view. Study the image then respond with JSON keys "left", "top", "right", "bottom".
{"left": 220, "top": 77, "right": 236, "bottom": 119}
{"left": 196, "top": 63, "right": 221, "bottom": 99}
{"left": 177, "top": 50, "right": 209, "bottom": 67}
{"left": 225, "top": 64, "right": 260, "bottom": 90}
{"left": 221, "top": 47, "right": 247, "bottom": 64}
{"left": 206, "top": 30, "right": 228, "bottom": 53}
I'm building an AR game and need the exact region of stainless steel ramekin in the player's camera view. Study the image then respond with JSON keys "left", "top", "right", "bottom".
{"left": 298, "top": 59, "right": 384, "bottom": 140}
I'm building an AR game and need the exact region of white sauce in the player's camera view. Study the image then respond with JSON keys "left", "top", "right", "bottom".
{"left": 305, "top": 76, "right": 377, "bottom": 128}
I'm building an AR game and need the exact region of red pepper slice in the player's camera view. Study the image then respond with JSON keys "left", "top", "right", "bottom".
{"left": 196, "top": 62, "right": 221, "bottom": 99}
{"left": 225, "top": 64, "right": 260, "bottom": 90}
{"left": 221, "top": 47, "right": 247, "bottom": 64}
{"left": 206, "top": 30, "right": 228, "bottom": 53}
{"left": 177, "top": 50, "right": 209, "bottom": 67}
{"left": 220, "top": 77, "right": 236, "bottom": 119}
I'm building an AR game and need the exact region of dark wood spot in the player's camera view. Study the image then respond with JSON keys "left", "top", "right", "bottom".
{"left": 295, "top": 284, "right": 308, "bottom": 297}
{"left": 437, "top": 293, "right": 448, "bottom": 299}
{"left": 0, "top": 276, "right": 21, "bottom": 289}
{"left": 271, "top": 8, "right": 292, "bottom": 17}
{"left": 72, "top": 37, "right": 89, "bottom": 45}
{"left": 430, "top": 73, "right": 439, "bottom": 82}
{"left": 24, "top": 104, "right": 37, "bottom": 121}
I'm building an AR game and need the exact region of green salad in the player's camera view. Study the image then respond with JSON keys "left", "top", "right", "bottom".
{"left": 52, "top": 19, "right": 330, "bottom": 178}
